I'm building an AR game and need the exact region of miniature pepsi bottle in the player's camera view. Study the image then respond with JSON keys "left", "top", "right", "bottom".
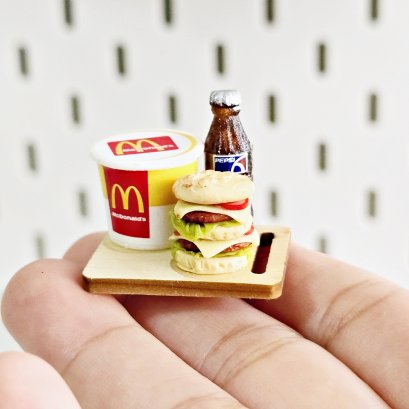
{"left": 205, "top": 90, "right": 253, "bottom": 180}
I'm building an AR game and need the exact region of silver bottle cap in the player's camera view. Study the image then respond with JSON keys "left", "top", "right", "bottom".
{"left": 209, "top": 90, "right": 241, "bottom": 107}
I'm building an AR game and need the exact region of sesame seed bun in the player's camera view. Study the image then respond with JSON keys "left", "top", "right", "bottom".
{"left": 172, "top": 170, "right": 254, "bottom": 205}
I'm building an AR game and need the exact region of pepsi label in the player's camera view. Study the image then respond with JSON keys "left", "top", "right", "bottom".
{"left": 208, "top": 153, "right": 248, "bottom": 173}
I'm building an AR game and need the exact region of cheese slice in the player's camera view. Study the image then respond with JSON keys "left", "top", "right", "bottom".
{"left": 174, "top": 200, "right": 252, "bottom": 225}
{"left": 170, "top": 230, "right": 260, "bottom": 259}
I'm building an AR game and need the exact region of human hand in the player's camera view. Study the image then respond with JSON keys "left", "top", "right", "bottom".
{"left": 1, "top": 233, "right": 408, "bottom": 409}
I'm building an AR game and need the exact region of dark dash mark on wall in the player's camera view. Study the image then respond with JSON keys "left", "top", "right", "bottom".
{"left": 318, "top": 236, "right": 328, "bottom": 253}
{"left": 35, "top": 234, "right": 46, "bottom": 258}
{"left": 168, "top": 95, "right": 177, "bottom": 123}
{"left": 317, "top": 43, "right": 326, "bottom": 73}
{"left": 27, "top": 143, "right": 38, "bottom": 172}
{"left": 63, "top": 0, "right": 74, "bottom": 26}
{"left": 269, "top": 95, "right": 276, "bottom": 123}
{"left": 369, "top": 93, "right": 378, "bottom": 122}
{"left": 164, "top": 0, "right": 173, "bottom": 24}
{"left": 216, "top": 44, "right": 225, "bottom": 75}
{"left": 71, "top": 95, "right": 81, "bottom": 124}
{"left": 318, "top": 143, "right": 327, "bottom": 171}
{"left": 116, "top": 45, "right": 127, "bottom": 76}
{"left": 266, "top": 0, "right": 275, "bottom": 23}
{"left": 18, "top": 47, "right": 29, "bottom": 76}
{"left": 367, "top": 190, "right": 377, "bottom": 217}
{"left": 271, "top": 191, "right": 278, "bottom": 216}
{"left": 370, "top": 0, "right": 379, "bottom": 21}
{"left": 78, "top": 189, "right": 88, "bottom": 217}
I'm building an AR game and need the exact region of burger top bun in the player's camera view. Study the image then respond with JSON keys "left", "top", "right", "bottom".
{"left": 173, "top": 170, "right": 254, "bottom": 205}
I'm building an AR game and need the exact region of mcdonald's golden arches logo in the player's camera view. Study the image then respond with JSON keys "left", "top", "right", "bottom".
{"left": 111, "top": 184, "right": 145, "bottom": 213}
{"left": 115, "top": 140, "right": 164, "bottom": 155}
{"left": 108, "top": 136, "right": 178, "bottom": 156}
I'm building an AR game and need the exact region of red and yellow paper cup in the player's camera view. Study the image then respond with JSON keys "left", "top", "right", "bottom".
{"left": 92, "top": 130, "right": 203, "bottom": 249}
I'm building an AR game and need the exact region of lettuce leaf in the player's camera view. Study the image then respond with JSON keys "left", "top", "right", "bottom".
{"left": 171, "top": 240, "right": 255, "bottom": 262}
{"left": 170, "top": 212, "right": 241, "bottom": 241}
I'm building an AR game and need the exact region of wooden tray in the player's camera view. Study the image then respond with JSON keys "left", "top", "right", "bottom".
{"left": 83, "top": 226, "right": 290, "bottom": 299}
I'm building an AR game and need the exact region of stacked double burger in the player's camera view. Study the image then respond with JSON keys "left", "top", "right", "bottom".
{"left": 170, "top": 170, "right": 259, "bottom": 274}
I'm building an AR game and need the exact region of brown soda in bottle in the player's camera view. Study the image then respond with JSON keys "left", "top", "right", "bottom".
{"left": 205, "top": 90, "right": 253, "bottom": 180}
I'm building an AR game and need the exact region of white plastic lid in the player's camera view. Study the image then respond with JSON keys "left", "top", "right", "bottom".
{"left": 91, "top": 129, "right": 203, "bottom": 170}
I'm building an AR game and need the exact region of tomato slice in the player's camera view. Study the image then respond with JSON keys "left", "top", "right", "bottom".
{"left": 245, "top": 225, "right": 254, "bottom": 235}
{"left": 219, "top": 198, "right": 249, "bottom": 210}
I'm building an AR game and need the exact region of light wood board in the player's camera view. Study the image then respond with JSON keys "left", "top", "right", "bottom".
{"left": 83, "top": 226, "right": 290, "bottom": 299}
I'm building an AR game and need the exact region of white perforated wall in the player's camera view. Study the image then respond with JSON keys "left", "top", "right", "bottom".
{"left": 1, "top": 0, "right": 409, "bottom": 349}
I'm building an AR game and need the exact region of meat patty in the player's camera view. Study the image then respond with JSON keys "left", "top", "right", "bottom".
{"left": 178, "top": 239, "right": 251, "bottom": 254}
{"left": 178, "top": 239, "right": 200, "bottom": 252}
{"left": 222, "top": 242, "right": 251, "bottom": 253}
{"left": 182, "top": 211, "right": 232, "bottom": 224}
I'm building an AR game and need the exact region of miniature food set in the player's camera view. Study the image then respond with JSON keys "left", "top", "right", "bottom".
{"left": 83, "top": 91, "right": 290, "bottom": 299}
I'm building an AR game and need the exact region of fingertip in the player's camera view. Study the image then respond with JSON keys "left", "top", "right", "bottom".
{"left": 2, "top": 258, "right": 50, "bottom": 323}
{"left": 63, "top": 232, "right": 105, "bottom": 267}
{"left": 0, "top": 351, "right": 81, "bottom": 409}
{"left": 2, "top": 231, "right": 105, "bottom": 330}
{"left": 0, "top": 350, "right": 47, "bottom": 377}
{"left": 1, "top": 258, "right": 81, "bottom": 345}
{"left": 1, "top": 254, "right": 132, "bottom": 374}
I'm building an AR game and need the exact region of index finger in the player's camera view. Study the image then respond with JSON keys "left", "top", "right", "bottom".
{"left": 1, "top": 237, "right": 246, "bottom": 409}
{"left": 251, "top": 245, "right": 409, "bottom": 409}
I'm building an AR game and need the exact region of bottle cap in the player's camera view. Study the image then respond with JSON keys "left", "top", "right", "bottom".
{"left": 209, "top": 90, "right": 241, "bottom": 107}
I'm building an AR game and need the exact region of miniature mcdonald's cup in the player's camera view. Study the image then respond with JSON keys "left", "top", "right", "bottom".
{"left": 91, "top": 130, "right": 203, "bottom": 250}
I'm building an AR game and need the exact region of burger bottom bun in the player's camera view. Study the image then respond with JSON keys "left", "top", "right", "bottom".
{"left": 205, "top": 219, "right": 253, "bottom": 241}
{"left": 174, "top": 250, "right": 249, "bottom": 275}
{"left": 173, "top": 170, "right": 254, "bottom": 204}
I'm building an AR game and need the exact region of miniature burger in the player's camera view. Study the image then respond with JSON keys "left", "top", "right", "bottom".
{"left": 170, "top": 170, "right": 259, "bottom": 274}
{"left": 92, "top": 130, "right": 203, "bottom": 250}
